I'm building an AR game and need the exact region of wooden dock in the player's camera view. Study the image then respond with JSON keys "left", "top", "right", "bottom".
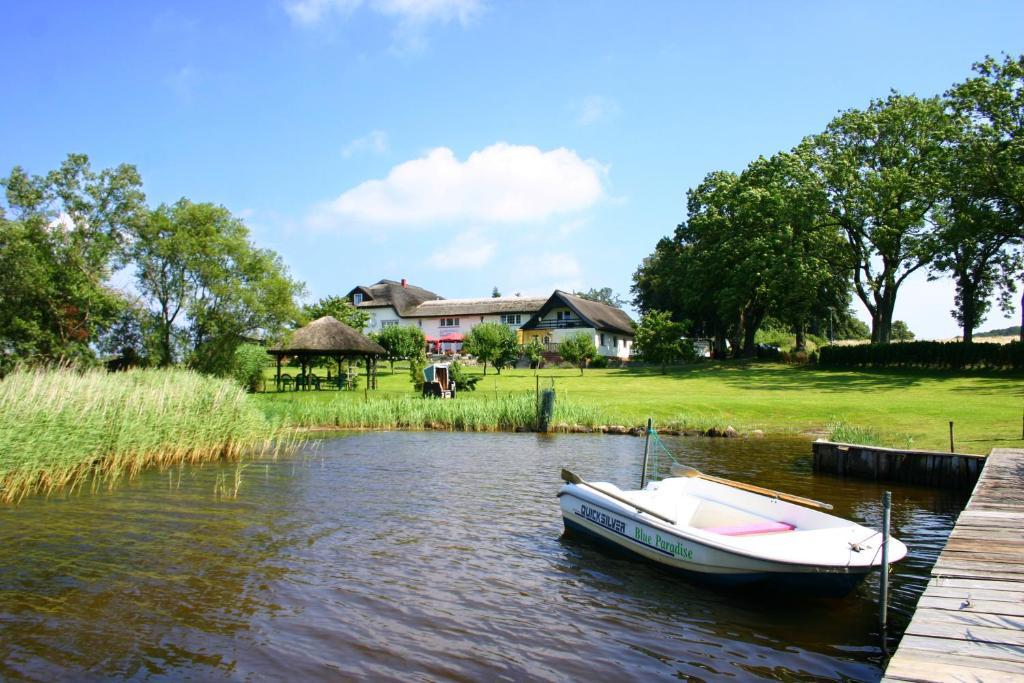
{"left": 883, "top": 448, "right": 1024, "bottom": 682}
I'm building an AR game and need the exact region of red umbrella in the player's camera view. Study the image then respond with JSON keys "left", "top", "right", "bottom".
{"left": 439, "top": 332, "right": 464, "bottom": 342}
{"left": 423, "top": 335, "right": 440, "bottom": 343}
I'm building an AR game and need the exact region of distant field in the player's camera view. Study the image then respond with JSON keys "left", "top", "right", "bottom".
{"left": 256, "top": 361, "right": 1024, "bottom": 455}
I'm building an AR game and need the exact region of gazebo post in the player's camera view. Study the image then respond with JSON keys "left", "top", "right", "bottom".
{"left": 276, "top": 354, "right": 282, "bottom": 392}
{"left": 337, "top": 355, "right": 342, "bottom": 390}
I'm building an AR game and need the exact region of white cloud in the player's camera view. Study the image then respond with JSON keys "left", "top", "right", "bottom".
{"left": 509, "top": 252, "right": 584, "bottom": 294}
{"left": 284, "top": 0, "right": 361, "bottom": 25}
{"left": 576, "top": 95, "right": 620, "bottom": 126}
{"left": 427, "top": 229, "right": 496, "bottom": 270}
{"left": 166, "top": 65, "right": 200, "bottom": 101}
{"left": 284, "top": 0, "right": 481, "bottom": 27}
{"left": 342, "top": 130, "right": 389, "bottom": 158}
{"left": 306, "top": 142, "right": 606, "bottom": 231}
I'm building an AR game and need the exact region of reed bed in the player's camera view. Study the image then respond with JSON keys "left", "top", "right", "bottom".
{"left": 259, "top": 393, "right": 612, "bottom": 432}
{"left": 827, "top": 420, "right": 914, "bottom": 450}
{"left": 0, "top": 367, "right": 281, "bottom": 503}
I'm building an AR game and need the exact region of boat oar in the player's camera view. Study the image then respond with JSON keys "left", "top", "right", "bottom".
{"left": 560, "top": 469, "right": 676, "bottom": 524}
{"left": 669, "top": 463, "right": 832, "bottom": 510}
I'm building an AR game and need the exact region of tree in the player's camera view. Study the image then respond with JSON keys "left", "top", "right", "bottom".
{"left": 945, "top": 55, "right": 1024, "bottom": 342}
{"left": 891, "top": 320, "right": 915, "bottom": 342}
{"left": 491, "top": 286, "right": 501, "bottom": 298}
{"left": 303, "top": 295, "right": 369, "bottom": 332}
{"left": 0, "top": 154, "right": 146, "bottom": 363}
{"left": 373, "top": 325, "right": 426, "bottom": 371}
{"left": 574, "top": 287, "right": 627, "bottom": 308}
{"left": 633, "top": 310, "right": 687, "bottom": 373}
{"left": 558, "top": 332, "right": 598, "bottom": 375}
{"left": 132, "top": 199, "right": 304, "bottom": 372}
{"left": 462, "top": 322, "right": 518, "bottom": 375}
{"left": 522, "top": 337, "right": 545, "bottom": 371}
{"left": 808, "top": 94, "right": 952, "bottom": 343}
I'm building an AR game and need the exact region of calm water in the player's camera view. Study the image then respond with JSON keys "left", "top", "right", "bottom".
{"left": 0, "top": 432, "right": 967, "bottom": 681}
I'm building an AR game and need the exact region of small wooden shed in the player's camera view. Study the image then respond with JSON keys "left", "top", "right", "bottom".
{"left": 267, "top": 316, "right": 386, "bottom": 391}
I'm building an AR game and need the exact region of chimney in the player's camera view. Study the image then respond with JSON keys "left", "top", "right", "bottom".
{"left": 401, "top": 278, "right": 408, "bottom": 288}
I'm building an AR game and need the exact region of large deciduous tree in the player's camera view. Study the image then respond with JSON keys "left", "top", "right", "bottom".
{"left": 573, "top": 287, "right": 627, "bottom": 308}
{"left": 0, "top": 154, "right": 145, "bottom": 364}
{"left": 132, "top": 199, "right": 304, "bottom": 372}
{"left": 303, "top": 295, "right": 370, "bottom": 331}
{"left": 945, "top": 55, "right": 1024, "bottom": 341}
{"left": 809, "top": 94, "right": 952, "bottom": 343}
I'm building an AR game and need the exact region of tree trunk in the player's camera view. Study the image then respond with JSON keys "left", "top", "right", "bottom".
{"left": 961, "top": 287, "right": 976, "bottom": 345}
{"left": 1020, "top": 290, "right": 1023, "bottom": 343}
{"left": 742, "top": 324, "right": 757, "bottom": 358}
{"left": 794, "top": 325, "right": 806, "bottom": 352}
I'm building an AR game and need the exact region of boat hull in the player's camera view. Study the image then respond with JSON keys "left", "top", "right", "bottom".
{"left": 560, "top": 489, "right": 883, "bottom": 597}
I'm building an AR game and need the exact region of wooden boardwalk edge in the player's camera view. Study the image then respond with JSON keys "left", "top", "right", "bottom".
{"left": 882, "top": 448, "right": 1024, "bottom": 683}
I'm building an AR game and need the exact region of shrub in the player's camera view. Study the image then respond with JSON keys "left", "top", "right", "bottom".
{"left": 233, "top": 343, "right": 268, "bottom": 393}
{"left": 818, "top": 340, "right": 1023, "bottom": 370}
{"left": 589, "top": 355, "right": 609, "bottom": 369}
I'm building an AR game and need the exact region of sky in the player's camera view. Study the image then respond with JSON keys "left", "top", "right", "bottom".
{"left": 3, "top": 1, "right": 1023, "bottom": 339}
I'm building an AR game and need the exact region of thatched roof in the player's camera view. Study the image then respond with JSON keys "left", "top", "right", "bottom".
{"left": 408, "top": 296, "right": 547, "bottom": 318}
{"left": 346, "top": 279, "right": 443, "bottom": 315}
{"left": 269, "top": 316, "right": 386, "bottom": 355}
{"left": 522, "top": 290, "right": 635, "bottom": 336}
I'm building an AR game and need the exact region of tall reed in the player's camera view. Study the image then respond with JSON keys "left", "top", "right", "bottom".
{"left": 0, "top": 367, "right": 280, "bottom": 503}
{"left": 259, "top": 393, "right": 611, "bottom": 432}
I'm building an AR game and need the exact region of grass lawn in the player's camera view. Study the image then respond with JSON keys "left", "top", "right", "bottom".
{"left": 256, "top": 360, "right": 1024, "bottom": 455}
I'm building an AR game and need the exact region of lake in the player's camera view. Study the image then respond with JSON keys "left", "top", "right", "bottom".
{"left": 0, "top": 432, "right": 967, "bottom": 681}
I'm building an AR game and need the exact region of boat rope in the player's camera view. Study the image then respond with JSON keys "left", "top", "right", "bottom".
{"left": 647, "top": 427, "right": 683, "bottom": 481}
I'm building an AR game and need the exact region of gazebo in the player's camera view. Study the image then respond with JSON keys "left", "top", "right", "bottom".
{"left": 267, "top": 316, "right": 386, "bottom": 391}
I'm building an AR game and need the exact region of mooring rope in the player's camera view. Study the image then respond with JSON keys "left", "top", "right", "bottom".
{"left": 647, "top": 427, "right": 683, "bottom": 481}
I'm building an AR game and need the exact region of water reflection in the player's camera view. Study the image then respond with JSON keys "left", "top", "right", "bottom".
{"left": 0, "top": 432, "right": 966, "bottom": 681}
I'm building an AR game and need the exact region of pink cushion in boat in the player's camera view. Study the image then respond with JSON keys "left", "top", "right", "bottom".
{"left": 706, "top": 521, "right": 796, "bottom": 536}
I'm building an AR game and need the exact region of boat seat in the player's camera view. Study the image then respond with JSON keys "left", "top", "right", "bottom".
{"left": 705, "top": 521, "right": 795, "bottom": 536}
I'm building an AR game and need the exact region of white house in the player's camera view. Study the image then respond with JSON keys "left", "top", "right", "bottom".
{"left": 344, "top": 279, "right": 443, "bottom": 333}
{"left": 345, "top": 280, "right": 635, "bottom": 358}
{"left": 520, "top": 290, "right": 635, "bottom": 359}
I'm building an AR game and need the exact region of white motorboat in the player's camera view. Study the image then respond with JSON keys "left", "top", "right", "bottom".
{"left": 558, "top": 467, "right": 907, "bottom": 597}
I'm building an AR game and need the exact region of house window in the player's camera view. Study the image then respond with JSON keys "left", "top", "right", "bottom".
{"left": 500, "top": 314, "right": 521, "bottom": 325}
{"left": 556, "top": 310, "right": 572, "bottom": 321}
{"left": 381, "top": 320, "right": 399, "bottom": 328}
{"left": 440, "top": 318, "right": 459, "bottom": 328}
{"left": 353, "top": 293, "right": 363, "bottom": 304}
{"left": 600, "top": 333, "right": 606, "bottom": 347}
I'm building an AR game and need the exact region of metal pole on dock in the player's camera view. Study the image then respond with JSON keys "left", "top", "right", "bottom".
{"left": 949, "top": 421, "right": 955, "bottom": 453}
{"left": 880, "top": 491, "right": 891, "bottom": 634}
{"left": 640, "top": 418, "right": 653, "bottom": 489}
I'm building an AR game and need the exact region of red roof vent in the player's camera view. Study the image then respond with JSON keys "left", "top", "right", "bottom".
{"left": 401, "top": 278, "right": 408, "bottom": 288}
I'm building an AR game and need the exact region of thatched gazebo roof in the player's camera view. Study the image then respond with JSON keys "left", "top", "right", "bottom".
{"left": 269, "top": 316, "right": 386, "bottom": 356}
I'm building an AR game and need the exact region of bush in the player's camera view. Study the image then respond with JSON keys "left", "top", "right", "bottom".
{"left": 589, "top": 355, "right": 609, "bottom": 369}
{"left": 233, "top": 343, "right": 268, "bottom": 393}
{"left": 818, "top": 340, "right": 1023, "bottom": 370}
{"left": 449, "top": 361, "right": 481, "bottom": 391}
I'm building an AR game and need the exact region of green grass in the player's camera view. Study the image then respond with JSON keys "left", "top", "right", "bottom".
{"left": 0, "top": 367, "right": 284, "bottom": 503}
{"left": 258, "top": 360, "right": 1024, "bottom": 454}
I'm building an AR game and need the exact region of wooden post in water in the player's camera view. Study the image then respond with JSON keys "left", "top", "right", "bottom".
{"left": 949, "top": 421, "right": 955, "bottom": 453}
{"left": 640, "top": 417, "right": 653, "bottom": 489}
{"left": 880, "top": 491, "right": 891, "bottom": 634}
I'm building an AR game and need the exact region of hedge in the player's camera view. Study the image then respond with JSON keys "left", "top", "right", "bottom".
{"left": 817, "top": 341, "right": 1023, "bottom": 370}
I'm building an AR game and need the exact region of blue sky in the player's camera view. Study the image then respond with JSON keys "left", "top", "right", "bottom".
{"left": 4, "top": 1, "right": 1023, "bottom": 338}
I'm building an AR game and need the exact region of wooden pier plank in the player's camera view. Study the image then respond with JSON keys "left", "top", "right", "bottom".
{"left": 882, "top": 448, "right": 1024, "bottom": 683}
